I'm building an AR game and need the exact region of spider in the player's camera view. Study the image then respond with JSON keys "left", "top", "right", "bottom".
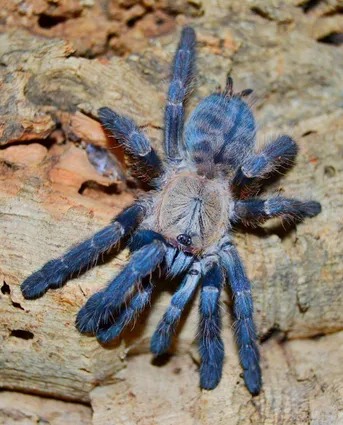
{"left": 21, "top": 27, "right": 321, "bottom": 395}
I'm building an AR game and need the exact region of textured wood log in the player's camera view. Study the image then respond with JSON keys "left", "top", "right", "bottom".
{"left": 0, "top": 0, "right": 343, "bottom": 423}
{"left": 0, "top": 391, "right": 92, "bottom": 425}
{"left": 89, "top": 331, "right": 343, "bottom": 425}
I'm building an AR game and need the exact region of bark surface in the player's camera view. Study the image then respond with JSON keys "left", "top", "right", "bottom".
{"left": 1, "top": 1, "right": 343, "bottom": 424}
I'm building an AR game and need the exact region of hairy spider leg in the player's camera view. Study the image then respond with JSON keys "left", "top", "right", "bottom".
{"left": 96, "top": 278, "right": 155, "bottom": 343}
{"left": 128, "top": 229, "right": 167, "bottom": 252}
{"left": 150, "top": 260, "right": 201, "bottom": 355}
{"left": 95, "top": 229, "right": 166, "bottom": 343}
{"left": 219, "top": 239, "right": 261, "bottom": 396}
{"left": 233, "top": 135, "right": 298, "bottom": 191}
{"left": 98, "top": 107, "right": 163, "bottom": 179}
{"left": 96, "top": 232, "right": 196, "bottom": 344}
{"left": 165, "top": 27, "right": 196, "bottom": 162}
{"left": 76, "top": 240, "right": 166, "bottom": 334}
{"left": 198, "top": 262, "right": 225, "bottom": 390}
{"left": 165, "top": 247, "right": 195, "bottom": 278}
{"left": 232, "top": 197, "right": 322, "bottom": 226}
{"left": 21, "top": 203, "right": 145, "bottom": 300}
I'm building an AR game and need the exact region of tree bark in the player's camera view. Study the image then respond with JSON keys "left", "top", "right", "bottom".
{"left": 1, "top": 1, "right": 343, "bottom": 424}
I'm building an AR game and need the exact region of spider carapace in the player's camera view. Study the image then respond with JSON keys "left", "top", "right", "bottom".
{"left": 21, "top": 27, "right": 321, "bottom": 395}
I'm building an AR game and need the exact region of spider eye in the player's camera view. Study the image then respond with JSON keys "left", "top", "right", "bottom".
{"left": 177, "top": 233, "right": 192, "bottom": 246}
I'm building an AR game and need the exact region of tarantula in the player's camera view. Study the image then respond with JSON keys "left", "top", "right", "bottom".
{"left": 21, "top": 27, "right": 321, "bottom": 395}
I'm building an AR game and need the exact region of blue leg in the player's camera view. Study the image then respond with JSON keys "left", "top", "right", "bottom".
{"left": 150, "top": 261, "right": 201, "bottom": 355}
{"left": 96, "top": 279, "right": 155, "bottom": 343}
{"left": 233, "top": 135, "right": 298, "bottom": 190}
{"left": 128, "top": 229, "right": 166, "bottom": 253}
{"left": 219, "top": 239, "right": 261, "bottom": 395}
{"left": 199, "top": 262, "right": 225, "bottom": 390}
{"left": 21, "top": 203, "right": 146, "bottom": 300}
{"left": 98, "top": 107, "right": 163, "bottom": 179}
{"left": 164, "top": 27, "right": 196, "bottom": 162}
{"left": 232, "top": 197, "right": 321, "bottom": 226}
{"left": 76, "top": 240, "right": 166, "bottom": 334}
{"left": 96, "top": 229, "right": 166, "bottom": 343}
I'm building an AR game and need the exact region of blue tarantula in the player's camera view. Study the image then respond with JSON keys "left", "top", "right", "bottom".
{"left": 21, "top": 27, "right": 321, "bottom": 395}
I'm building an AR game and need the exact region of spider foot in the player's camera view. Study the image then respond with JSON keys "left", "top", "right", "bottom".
{"left": 200, "top": 362, "right": 223, "bottom": 390}
{"left": 76, "top": 291, "right": 108, "bottom": 334}
{"left": 244, "top": 364, "right": 262, "bottom": 396}
{"left": 21, "top": 271, "right": 50, "bottom": 299}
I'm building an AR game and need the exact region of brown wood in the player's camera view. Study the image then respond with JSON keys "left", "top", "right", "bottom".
{"left": 1, "top": 1, "right": 343, "bottom": 423}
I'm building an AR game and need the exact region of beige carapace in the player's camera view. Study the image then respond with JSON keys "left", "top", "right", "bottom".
{"left": 157, "top": 171, "right": 230, "bottom": 254}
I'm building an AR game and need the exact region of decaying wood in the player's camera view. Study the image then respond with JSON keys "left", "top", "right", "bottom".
{"left": 0, "top": 0, "right": 343, "bottom": 423}
{"left": 0, "top": 391, "right": 92, "bottom": 425}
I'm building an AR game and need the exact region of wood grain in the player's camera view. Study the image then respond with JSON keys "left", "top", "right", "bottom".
{"left": 1, "top": 1, "right": 343, "bottom": 423}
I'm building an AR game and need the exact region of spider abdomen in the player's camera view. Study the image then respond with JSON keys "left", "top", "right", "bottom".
{"left": 157, "top": 172, "right": 229, "bottom": 254}
{"left": 184, "top": 94, "right": 256, "bottom": 177}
